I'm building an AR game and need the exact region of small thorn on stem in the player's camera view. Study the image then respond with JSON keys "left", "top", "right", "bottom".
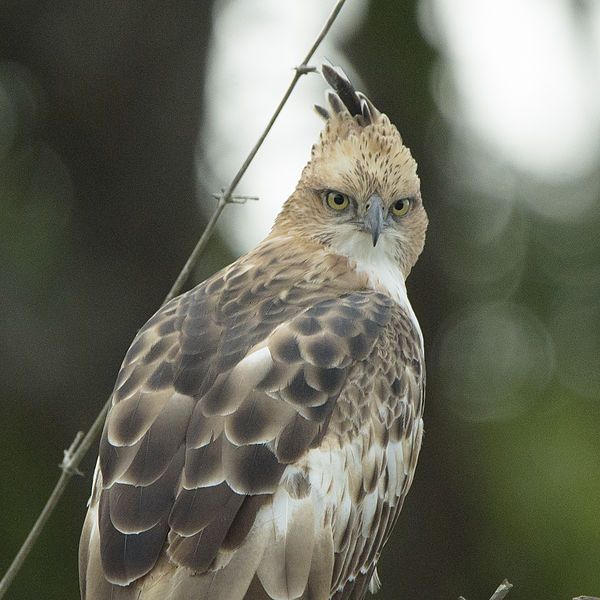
{"left": 295, "top": 64, "right": 317, "bottom": 75}
{"left": 212, "top": 192, "right": 259, "bottom": 205}
{"left": 59, "top": 431, "right": 85, "bottom": 476}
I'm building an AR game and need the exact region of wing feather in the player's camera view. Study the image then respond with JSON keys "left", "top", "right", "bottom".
{"left": 257, "top": 491, "right": 316, "bottom": 599}
{"left": 321, "top": 307, "right": 425, "bottom": 599}
{"left": 169, "top": 482, "right": 234, "bottom": 537}
{"left": 81, "top": 253, "right": 425, "bottom": 600}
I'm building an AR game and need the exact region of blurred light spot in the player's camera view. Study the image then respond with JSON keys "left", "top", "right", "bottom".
{"left": 420, "top": 0, "right": 600, "bottom": 182}
{"left": 200, "top": 0, "right": 367, "bottom": 254}
{"left": 533, "top": 198, "right": 600, "bottom": 290}
{"left": 0, "top": 62, "right": 75, "bottom": 398}
{"left": 0, "top": 63, "right": 73, "bottom": 294}
{"left": 424, "top": 117, "right": 530, "bottom": 303}
{"left": 0, "top": 83, "right": 17, "bottom": 162}
{"left": 436, "top": 303, "right": 555, "bottom": 421}
{"left": 436, "top": 196, "right": 527, "bottom": 295}
{"left": 519, "top": 171, "right": 600, "bottom": 223}
{"left": 551, "top": 301, "right": 600, "bottom": 400}
{"left": 0, "top": 141, "right": 74, "bottom": 292}
{"left": 0, "top": 62, "right": 40, "bottom": 162}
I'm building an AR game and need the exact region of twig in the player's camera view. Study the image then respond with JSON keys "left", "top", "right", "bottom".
{"left": 0, "top": 2, "right": 348, "bottom": 598}
{"left": 61, "top": 431, "right": 84, "bottom": 476}
{"left": 459, "top": 579, "right": 513, "bottom": 600}
{"left": 489, "top": 580, "right": 513, "bottom": 600}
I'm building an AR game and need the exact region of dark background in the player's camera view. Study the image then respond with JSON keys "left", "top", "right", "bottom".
{"left": 1, "top": 1, "right": 599, "bottom": 599}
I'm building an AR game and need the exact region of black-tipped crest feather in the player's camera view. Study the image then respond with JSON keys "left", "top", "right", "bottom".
{"left": 322, "top": 64, "right": 362, "bottom": 117}
{"left": 314, "top": 104, "right": 330, "bottom": 120}
{"left": 321, "top": 63, "right": 378, "bottom": 125}
{"left": 327, "top": 91, "right": 346, "bottom": 116}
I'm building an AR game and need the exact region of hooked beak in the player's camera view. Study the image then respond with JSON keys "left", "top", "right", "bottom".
{"left": 363, "top": 194, "right": 385, "bottom": 247}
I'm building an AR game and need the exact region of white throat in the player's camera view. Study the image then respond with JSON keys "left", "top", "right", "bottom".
{"left": 332, "top": 231, "right": 423, "bottom": 345}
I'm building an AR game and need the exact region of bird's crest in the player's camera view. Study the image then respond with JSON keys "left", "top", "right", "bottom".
{"left": 292, "top": 63, "right": 416, "bottom": 209}
{"left": 316, "top": 63, "right": 382, "bottom": 127}
{"left": 308, "top": 63, "right": 407, "bottom": 165}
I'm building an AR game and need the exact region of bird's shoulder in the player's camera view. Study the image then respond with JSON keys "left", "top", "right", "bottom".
{"left": 93, "top": 242, "right": 419, "bottom": 589}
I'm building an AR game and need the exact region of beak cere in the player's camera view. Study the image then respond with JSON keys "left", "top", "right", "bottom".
{"left": 364, "top": 194, "right": 385, "bottom": 247}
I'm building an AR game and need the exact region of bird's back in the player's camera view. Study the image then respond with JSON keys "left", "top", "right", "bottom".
{"left": 79, "top": 236, "right": 424, "bottom": 600}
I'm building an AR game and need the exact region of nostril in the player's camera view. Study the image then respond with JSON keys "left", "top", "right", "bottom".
{"left": 365, "top": 201, "right": 371, "bottom": 210}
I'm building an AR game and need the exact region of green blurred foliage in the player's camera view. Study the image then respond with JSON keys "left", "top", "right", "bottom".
{"left": 1, "top": 1, "right": 599, "bottom": 599}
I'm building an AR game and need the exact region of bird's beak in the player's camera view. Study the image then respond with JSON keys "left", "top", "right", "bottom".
{"left": 363, "top": 194, "right": 385, "bottom": 247}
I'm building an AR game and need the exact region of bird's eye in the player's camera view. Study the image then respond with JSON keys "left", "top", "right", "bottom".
{"left": 324, "top": 191, "right": 350, "bottom": 211}
{"left": 391, "top": 198, "right": 411, "bottom": 217}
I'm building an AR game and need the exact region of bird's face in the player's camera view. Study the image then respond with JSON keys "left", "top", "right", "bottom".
{"left": 278, "top": 118, "right": 428, "bottom": 279}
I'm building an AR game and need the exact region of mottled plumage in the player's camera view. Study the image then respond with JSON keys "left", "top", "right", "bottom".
{"left": 80, "top": 64, "right": 427, "bottom": 600}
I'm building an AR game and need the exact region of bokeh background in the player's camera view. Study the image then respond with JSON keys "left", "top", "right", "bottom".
{"left": 1, "top": 1, "right": 600, "bottom": 598}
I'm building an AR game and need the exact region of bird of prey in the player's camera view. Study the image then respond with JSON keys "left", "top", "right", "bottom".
{"left": 79, "top": 64, "right": 427, "bottom": 600}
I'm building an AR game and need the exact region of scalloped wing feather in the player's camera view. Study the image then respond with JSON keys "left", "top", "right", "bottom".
{"left": 79, "top": 247, "right": 424, "bottom": 599}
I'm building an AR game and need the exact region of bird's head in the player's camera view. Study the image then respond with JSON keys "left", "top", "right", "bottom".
{"left": 273, "top": 65, "right": 427, "bottom": 280}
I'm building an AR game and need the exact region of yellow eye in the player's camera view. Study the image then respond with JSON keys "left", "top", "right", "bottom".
{"left": 391, "top": 198, "right": 411, "bottom": 217}
{"left": 325, "top": 191, "right": 350, "bottom": 211}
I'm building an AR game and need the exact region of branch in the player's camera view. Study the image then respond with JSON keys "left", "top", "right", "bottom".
{"left": 489, "top": 580, "right": 513, "bottom": 600}
{"left": 0, "top": 1, "right": 348, "bottom": 597}
{"left": 459, "top": 579, "right": 513, "bottom": 600}
{"left": 460, "top": 581, "right": 600, "bottom": 600}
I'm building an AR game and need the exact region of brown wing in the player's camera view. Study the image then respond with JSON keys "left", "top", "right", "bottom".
{"left": 327, "top": 308, "right": 425, "bottom": 600}
{"left": 79, "top": 258, "right": 395, "bottom": 598}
